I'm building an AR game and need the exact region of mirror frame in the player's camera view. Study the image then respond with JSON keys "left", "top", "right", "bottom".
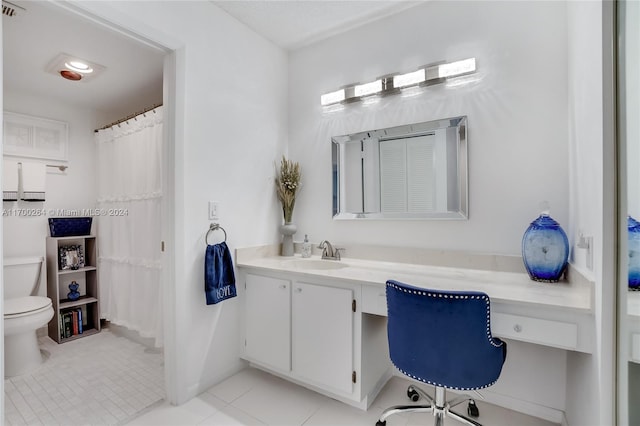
{"left": 331, "top": 116, "right": 468, "bottom": 220}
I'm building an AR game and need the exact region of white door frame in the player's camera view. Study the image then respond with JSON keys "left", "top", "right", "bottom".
{"left": 42, "top": 0, "right": 185, "bottom": 405}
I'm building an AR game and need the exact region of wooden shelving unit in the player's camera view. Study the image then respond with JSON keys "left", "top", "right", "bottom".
{"left": 46, "top": 235, "right": 101, "bottom": 343}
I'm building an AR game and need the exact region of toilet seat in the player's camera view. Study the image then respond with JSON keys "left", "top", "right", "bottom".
{"left": 5, "top": 296, "right": 52, "bottom": 319}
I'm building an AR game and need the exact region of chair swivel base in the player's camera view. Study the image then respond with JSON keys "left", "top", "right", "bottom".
{"left": 376, "top": 385, "right": 482, "bottom": 426}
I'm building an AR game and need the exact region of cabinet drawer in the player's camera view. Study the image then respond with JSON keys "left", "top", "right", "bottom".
{"left": 492, "top": 313, "right": 578, "bottom": 350}
{"left": 362, "top": 285, "right": 387, "bottom": 316}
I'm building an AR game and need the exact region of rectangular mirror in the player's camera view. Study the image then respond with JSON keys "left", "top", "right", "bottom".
{"left": 332, "top": 116, "right": 468, "bottom": 220}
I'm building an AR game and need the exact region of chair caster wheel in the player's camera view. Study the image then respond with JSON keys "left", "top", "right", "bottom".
{"left": 468, "top": 399, "right": 479, "bottom": 418}
{"left": 407, "top": 386, "right": 420, "bottom": 402}
{"left": 376, "top": 421, "right": 386, "bottom": 426}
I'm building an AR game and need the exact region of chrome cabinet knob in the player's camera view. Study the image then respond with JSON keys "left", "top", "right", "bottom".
{"left": 513, "top": 324, "right": 522, "bottom": 333}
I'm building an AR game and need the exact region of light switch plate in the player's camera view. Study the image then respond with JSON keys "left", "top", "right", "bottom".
{"left": 209, "top": 201, "right": 219, "bottom": 220}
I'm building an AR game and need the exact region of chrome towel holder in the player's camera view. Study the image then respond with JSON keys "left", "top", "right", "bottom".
{"left": 206, "top": 223, "right": 227, "bottom": 245}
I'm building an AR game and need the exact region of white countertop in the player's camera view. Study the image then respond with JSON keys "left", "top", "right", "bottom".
{"left": 237, "top": 253, "right": 593, "bottom": 313}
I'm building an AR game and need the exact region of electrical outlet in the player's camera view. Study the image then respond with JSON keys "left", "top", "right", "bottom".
{"left": 208, "top": 201, "right": 219, "bottom": 220}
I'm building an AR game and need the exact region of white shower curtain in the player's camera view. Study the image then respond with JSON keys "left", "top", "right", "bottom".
{"left": 95, "top": 107, "right": 163, "bottom": 347}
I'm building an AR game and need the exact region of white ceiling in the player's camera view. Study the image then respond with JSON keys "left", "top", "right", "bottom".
{"left": 2, "top": 0, "right": 419, "bottom": 118}
{"left": 212, "top": 0, "right": 422, "bottom": 50}
{"left": 2, "top": 0, "right": 165, "bottom": 117}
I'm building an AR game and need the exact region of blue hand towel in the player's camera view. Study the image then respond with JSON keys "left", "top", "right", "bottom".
{"left": 205, "top": 241, "right": 237, "bottom": 305}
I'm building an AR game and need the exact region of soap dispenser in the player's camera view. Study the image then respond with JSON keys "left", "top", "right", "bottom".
{"left": 301, "top": 234, "right": 312, "bottom": 258}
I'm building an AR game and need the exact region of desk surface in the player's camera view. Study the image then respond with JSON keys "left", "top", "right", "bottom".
{"left": 237, "top": 254, "right": 593, "bottom": 314}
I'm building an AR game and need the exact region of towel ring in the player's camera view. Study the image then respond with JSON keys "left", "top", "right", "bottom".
{"left": 206, "top": 223, "right": 227, "bottom": 245}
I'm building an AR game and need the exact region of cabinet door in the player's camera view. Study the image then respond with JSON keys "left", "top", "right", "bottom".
{"left": 245, "top": 274, "right": 291, "bottom": 372}
{"left": 292, "top": 281, "right": 353, "bottom": 394}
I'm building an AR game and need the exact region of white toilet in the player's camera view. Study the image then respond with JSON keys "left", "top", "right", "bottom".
{"left": 4, "top": 256, "right": 54, "bottom": 377}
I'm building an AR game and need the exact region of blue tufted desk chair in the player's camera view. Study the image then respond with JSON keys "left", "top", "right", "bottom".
{"left": 376, "top": 280, "right": 507, "bottom": 426}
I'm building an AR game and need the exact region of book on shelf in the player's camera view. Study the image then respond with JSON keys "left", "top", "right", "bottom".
{"left": 63, "top": 311, "right": 72, "bottom": 338}
{"left": 77, "top": 307, "right": 83, "bottom": 334}
{"left": 60, "top": 307, "right": 85, "bottom": 339}
{"left": 72, "top": 310, "right": 78, "bottom": 335}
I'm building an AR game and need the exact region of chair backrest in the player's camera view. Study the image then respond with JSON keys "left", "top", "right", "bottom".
{"left": 386, "top": 280, "right": 507, "bottom": 391}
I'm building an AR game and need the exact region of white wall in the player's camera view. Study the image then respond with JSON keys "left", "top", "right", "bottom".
{"left": 289, "top": 1, "right": 569, "bottom": 255}
{"left": 3, "top": 89, "right": 99, "bottom": 297}
{"left": 288, "top": 1, "right": 570, "bottom": 418}
{"left": 566, "top": 2, "right": 612, "bottom": 425}
{"left": 72, "top": 0, "right": 289, "bottom": 402}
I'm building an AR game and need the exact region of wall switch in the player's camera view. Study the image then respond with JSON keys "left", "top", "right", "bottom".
{"left": 577, "top": 233, "right": 593, "bottom": 271}
{"left": 208, "top": 201, "right": 219, "bottom": 220}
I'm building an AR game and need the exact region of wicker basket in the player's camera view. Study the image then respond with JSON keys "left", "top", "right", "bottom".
{"left": 48, "top": 217, "right": 93, "bottom": 237}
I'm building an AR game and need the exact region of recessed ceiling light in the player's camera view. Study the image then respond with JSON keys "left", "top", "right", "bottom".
{"left": 59, "top": 70, "right": 82, "bottom": 81}
{"left": 65, "top": 61, "right": 93, "bottom": 74}
{"left": 45, "top": 53, "right": 105, "bottom": 83}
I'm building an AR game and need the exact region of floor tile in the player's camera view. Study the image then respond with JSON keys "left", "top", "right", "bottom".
{"left": 124, "top": 401, "right": 204, "bottom": 426}
{"left": 206, "top": 368, "right": 273, "bottom": 404}
{"left": 302, "top": 398, "right": 397, "bottom": 426}
{"left": 229, "top": 371, "right": 329, "bottom": 426}
{"left": 180, "top": 393, "right": 227, "bottom": 421}
{"left": 3, "top": 328, "right": 164, "bottom": 426}
{"left": 198, "top": 404, "right": 266, "bottom": 426}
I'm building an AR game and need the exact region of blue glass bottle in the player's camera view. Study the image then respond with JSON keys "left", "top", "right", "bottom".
{"left": 628, "top": 216, "right": 640, "bottom": 289}
{"left": 522, "top": 214, "right": 569, "bottom": 282}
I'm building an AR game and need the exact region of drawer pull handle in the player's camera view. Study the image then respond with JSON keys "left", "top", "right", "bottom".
{"left": 513, "top": 324, "right": 522, "bottom": 333}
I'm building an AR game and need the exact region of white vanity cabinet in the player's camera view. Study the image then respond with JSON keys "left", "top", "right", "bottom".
{"left": 237, "top": 251, "right": 595, "bottom": 421}
{"left": 292, "top": 281, "right": 354, "bottom": 394}
{"left": 244, "top": 274, "right": 291, "bottom": 372}
{"left": 241, "top": 270, "right": 390, "bottom": 409}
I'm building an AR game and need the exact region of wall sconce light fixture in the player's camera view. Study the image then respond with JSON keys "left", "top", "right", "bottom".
{"left": 320, "top": 57, "right": 476, "bottom": 106}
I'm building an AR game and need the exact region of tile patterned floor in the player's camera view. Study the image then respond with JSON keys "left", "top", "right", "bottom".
{"left": 4, "top": 333, "right": 559, "bottom": 426}
{"left": 4, "top": 329, "right": 164, "bottom": 426}
{"left": 126, "top": 368, "right": 559, "bottom": 426}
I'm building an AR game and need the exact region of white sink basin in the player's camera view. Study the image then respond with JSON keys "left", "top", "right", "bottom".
{"left": 285, "top": 259, "right": 349, "bottom": 271}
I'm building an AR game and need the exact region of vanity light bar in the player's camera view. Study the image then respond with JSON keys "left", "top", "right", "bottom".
{"left": 354, "top": 79, "right": 383, "bottom": 97}
{"left": 430, "top": 58, "right": 476, "bottom": 79}
{"left": 320, "top": 89, "right": 346, "bottom": 106}
{"left": 393, "top": 69, "right": 426, "bottom": 88}
{"left": 320, "top": 57, "right": 477, "bottom": 106}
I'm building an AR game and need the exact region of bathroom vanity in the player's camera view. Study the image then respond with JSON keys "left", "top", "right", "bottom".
{"left": 236, "top": 246, "right": 594, "bottom": 412}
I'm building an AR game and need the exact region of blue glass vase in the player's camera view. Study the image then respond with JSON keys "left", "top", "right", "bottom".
{"left": 628, "top": 216, "right": 640, "bottom": 289}
{"left": 522, "top": 214, "right": 569, "bottom": 282}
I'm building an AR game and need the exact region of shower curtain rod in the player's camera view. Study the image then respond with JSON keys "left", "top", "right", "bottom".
{"left": 94, "top": 103, "right": 163, "bottom": 133}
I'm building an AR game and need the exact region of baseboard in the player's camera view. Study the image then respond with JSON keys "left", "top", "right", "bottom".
{"left": 104, "top": 321, "right": 158, "bottom": 350}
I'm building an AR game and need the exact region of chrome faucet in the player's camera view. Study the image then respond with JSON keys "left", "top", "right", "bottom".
{"left": 318, "top": 240, "right": 343, "bottom": 260}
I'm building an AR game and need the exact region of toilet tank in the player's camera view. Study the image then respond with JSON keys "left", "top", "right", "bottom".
{"left": 4, "top": 257, "right": 44, "bottom": 299}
